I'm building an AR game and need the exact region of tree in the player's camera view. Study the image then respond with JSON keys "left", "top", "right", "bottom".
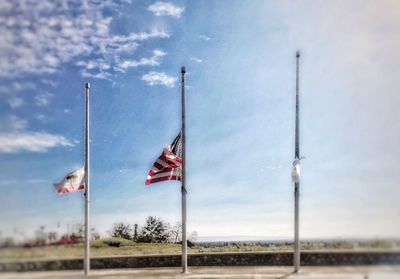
{"left": 0, "top": 237, "right": 14, "bottom": 248}
{"left": 137, "top": 216, "right": 170, "bottom": 243}
{"left": 35, "top": 225, "right": 47, "bottom": 245}
{"left": 71, "top": 223, "right": 85, "bottom": 240}
{"left": 48, "top": 232, "right": 58, "bottom": 243}
{"left": 91, "top": 228, "right": 100, "bottom": 241}
{"left": 110, "top": 222, "right": 133, "bottom": 240}
{"left": 189, "top": 231, "right": 198, "bottom": 242}
{"left": 133, "top": 224, "right": 138, "bottom": 241}
{"left": 169, "top": 222, "right": 182, "bottom": 243}
{"left": 168, "top": 222, "right": 197, "bottom": 245}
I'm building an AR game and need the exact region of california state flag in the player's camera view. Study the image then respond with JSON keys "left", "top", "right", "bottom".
{"left": 54, "top": 167, "right": 86, "bottom": 195}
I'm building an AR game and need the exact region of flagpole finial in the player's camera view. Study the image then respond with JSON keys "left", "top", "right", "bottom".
{"left": 85, "top": 82, "right": 90, "bottom": 89}
{"left": 296, "top": 51, "right": 300, "bottom": 58}
{"left": 181, "top": 66, "right": 186, "bottom": 74}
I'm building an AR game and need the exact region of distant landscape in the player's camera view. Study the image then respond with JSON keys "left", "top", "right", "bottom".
{"left": 1, "top": 238, "right": 400, "bottom": 261}
{"left": 1, "top": 216, "right": 399, "bottom": 261}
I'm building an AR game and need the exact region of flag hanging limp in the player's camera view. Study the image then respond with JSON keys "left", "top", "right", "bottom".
{"left": 146, "top": 132, "right": 182, "bottom": 185}
{"left": 291, "top": 158, "right": 301, "bottom": 183}
{"left": 54, "top": 167, "right": 86, "bottom": 194}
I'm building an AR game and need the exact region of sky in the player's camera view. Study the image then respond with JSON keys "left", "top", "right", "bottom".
{"left": 0, "top": 0, "right": 399, "bottom": 241}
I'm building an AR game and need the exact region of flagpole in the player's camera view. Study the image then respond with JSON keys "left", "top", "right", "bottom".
{"left": 181, "top": 66, "right": 188, "bottom": 273}
{"left": 294, "top": 51, "right": 300, "bottom": 273}
{"left": 84, "top": 82, "right": 91, "bottom": 275}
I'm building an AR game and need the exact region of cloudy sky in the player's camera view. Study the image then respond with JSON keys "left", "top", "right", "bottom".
{"left": 0, "top": 0, "right": 399, "bottom": 241}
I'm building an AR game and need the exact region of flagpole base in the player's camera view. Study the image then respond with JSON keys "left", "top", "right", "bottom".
{"left": 294, "top": 268, "right": 302, "bottom": 274}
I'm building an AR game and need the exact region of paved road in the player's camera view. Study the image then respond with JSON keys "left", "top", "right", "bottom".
{"left": 1, "top": 266, "right": 400, "bottom": 279}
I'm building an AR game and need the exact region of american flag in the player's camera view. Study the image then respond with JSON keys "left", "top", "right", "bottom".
{"left": 145, "top": 132, "right": 182, "bottom": 185}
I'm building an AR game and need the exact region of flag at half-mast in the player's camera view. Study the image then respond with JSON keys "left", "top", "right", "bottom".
{"left": 291, "top": 158, "right": 301, "bottom": 183}
{"left": 54, "top": 167, "right": 86, "bottom": 194}
{"left": 146, "top": 132, "right": 182, "bottom": 185}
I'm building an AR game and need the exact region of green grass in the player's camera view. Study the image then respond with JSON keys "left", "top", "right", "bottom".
{"left": 1, "top": 238, "right": 399, "bottom": 261}
{"left": 0, "top": 242, "right": 183, "bottom": 261}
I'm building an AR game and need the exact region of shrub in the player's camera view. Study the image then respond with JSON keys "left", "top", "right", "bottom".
{"left": 92, "top": 237, "right": 133, "bottom": 248}
{"left": 368, "top": 240, "right": 392, "bottom": 249}
{"left": 110, "top": 223, "right": 133, "bottom": 240}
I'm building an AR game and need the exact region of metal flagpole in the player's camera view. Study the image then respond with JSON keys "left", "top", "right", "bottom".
{"left": 84, "top": 82, "right": 91, "bottom": 275}
{"left": 181, "top": 66, "right": 188, "bottom": 273}
{"left": 294, "top": 51, "right": 301, "bottom": 272}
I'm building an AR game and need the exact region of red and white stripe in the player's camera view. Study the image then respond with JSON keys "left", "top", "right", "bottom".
{"left": 56, "top": 183, "right": 85, "bottom": 194}
{"left": 54, "top": 167, "right": 86, "bottom": 195}
{"left": 145, "top": 147, "right": 182, "bottom": 185}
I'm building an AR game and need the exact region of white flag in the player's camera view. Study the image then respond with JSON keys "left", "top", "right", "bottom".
{"left": 291, "top": 159, "right": 301, "bottom": 183}
{"left": 54, "top": 167, "right": 86, "bottom": 195}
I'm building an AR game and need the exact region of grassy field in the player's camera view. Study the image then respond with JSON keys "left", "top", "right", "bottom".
{"left": 0, "top": 242, "right": 281, "bottom": 261}
{"left": 1, "top": 238, "right": 399, "bottom": 261}
{"left": 0, "top": 242, "right": 182, "bottom": 261}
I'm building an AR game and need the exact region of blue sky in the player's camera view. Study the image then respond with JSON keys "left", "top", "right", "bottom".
{"left": 0, "top": 0, "right": 399, "bottom": 241}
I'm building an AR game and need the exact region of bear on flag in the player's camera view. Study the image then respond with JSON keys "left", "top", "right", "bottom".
{"left": 54, "top": 167, "right": 86, "bottom": 194}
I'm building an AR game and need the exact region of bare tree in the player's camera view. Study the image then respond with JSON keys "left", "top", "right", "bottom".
{"left": 91, "top": 228, "right": 100, "bottom": 240}
{"left": 35, "top": 225, "right": 47, "bottom": 245}
{"left": 188, "top": 231, "right": 198, "bottom": 242}
{"left": 48, "top": 232, "right": 58, "bottom": 243}
{"left": 169, "top": 222, "right": 182, "bottom": 243}
{"left": 71, "top": 224, "right": 85, "bottom": 239}
{"left": 0, "top": 237, "right": 14, "bottom": 248}
{"left": 169, "top": 222, "right": 197, "bottom": 244}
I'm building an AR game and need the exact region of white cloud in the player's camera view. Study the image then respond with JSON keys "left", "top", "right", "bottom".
{"left": 0, "top": 82, "right": 36, "bottom": 94}
{"left": 76, "top": 59, "right": 111, "bottom": 71}
{"left": 8, "top": 97, "right": 24, "bottom": 109}
{"left": 141, "top": 71, "right": 177, "bottom": 87}
{"left": 0, "top": 114, "right": 74, "bottom": 153}
{"left": 0, "top": 178, "right": 47, "bottom": 185}
{"left": 199, "top": 35, "right": 211, "bottom": 41}
{"left": 148, "top": 1, "right": 184, "bottom": 18}
{"left": 35, "top": 114, "right": 46, "bottom": 121}
{"left": 190, "top": 57, "right": 203, "bottom": 63}
{"left": 116, "top": 49, "right": 166, "bottom": 71}
{"left": 40, "top": 79, "right": 58, "bottom": 88}
{"left": 1, "top": 115, "right": 28, "bottom": 131}
{"left": 0, "top": 132, "right": 74, "bottom": 153}
{"left": 80, "top": 70, "right": 112, "bottom": 80}
{"left": 0, "top": 0, "right": 169, "bottom": 79}
{"left": 35, "top": 92, "right": 54, "bottom": 107}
